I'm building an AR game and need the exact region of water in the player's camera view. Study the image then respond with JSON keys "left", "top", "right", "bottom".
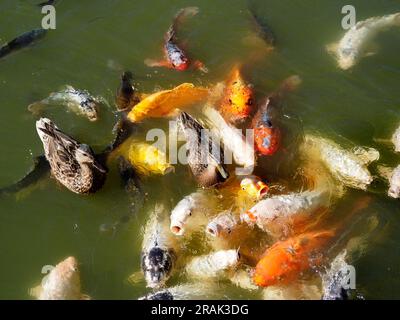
{"left": 1, "top": 0, "right": 400, "bottom": 299}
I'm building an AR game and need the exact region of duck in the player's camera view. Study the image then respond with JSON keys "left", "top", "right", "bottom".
{"left": 115, "top": 71, "right": 140, "bottom": 112}
{"left": 36, "top": 118, "right": 107, "bottom": 194}
{"left": 177, "top": 112, "right": 229, "bottom": 188}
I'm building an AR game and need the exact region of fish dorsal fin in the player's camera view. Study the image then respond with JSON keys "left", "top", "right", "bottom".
{"left": 28, "top": 284, "right": 42, "bottom": 299}
{"left": 377, "top": 165, "right": 393, "bottom": 181}
{"left": 326, "top": 42, "right": 338, "bottom": 56}
{"left": 352, "top": 146, "right": 380, "bottom": 165}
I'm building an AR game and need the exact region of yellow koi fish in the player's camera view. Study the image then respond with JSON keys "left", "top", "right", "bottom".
{"left": 127, "top": 83, "right": 209, "bottom": 122}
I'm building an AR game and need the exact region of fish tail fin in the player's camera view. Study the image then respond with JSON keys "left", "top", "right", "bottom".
{"left": 279, "top": 75, "right": 302, "bottom": 93}
{"left": 167, "top": 7, "right": 199, "bottom": 40}
{"left": 28, "top": 101, "right": 45, "bottom": 116}
{"left": 326, "top": 41, "right": 339, "bottom": 58}
{"left": 393, "top": 12, "right": 400, "bottom": 25}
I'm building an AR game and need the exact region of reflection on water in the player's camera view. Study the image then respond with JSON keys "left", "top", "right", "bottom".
{"left": 0, "top": 0, "right": 400, "bottom": 299}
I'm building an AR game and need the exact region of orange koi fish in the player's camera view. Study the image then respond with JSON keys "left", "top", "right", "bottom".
{"left": 252, "top": 75, "right": 301, "bottom": 156}
{"left": 220, "top": 66, "right": 254, "bottom": 124}
{"left": 253, "top": 230, "right": 335, "bottom": 287}
{"left": 144, "top": 7, "right": 207, "bottom": 72}
{"left": 253, "top": 196, "right": 372, "bottom": 287}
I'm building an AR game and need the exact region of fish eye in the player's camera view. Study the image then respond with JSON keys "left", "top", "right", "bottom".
{"left": 248, "top": 98, "right": 253, "bottom": 105}
{"left": 228, "top": 99, "right": 232, "bottom": 103}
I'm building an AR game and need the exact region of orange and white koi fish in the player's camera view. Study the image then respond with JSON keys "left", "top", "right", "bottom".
{"left": 145, "top": 7, "right": 207, "bottom": 72}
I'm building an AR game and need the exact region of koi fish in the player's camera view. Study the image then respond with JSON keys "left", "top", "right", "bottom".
{"left": 241, "top": 189, "right": 331, "bottom": 237}
{"left": 327, "top": 12, "right": 400, "bottom": 70}
{"left": 0, "top": 29, "right": 47, "bottom": 59}
{"left": 28, "top": 85, "right": 102, "bottom": 121}
{"left": 252, "top": 75, "right": 301, "bottom": 156}
{"left": 303, "top": 134, "right": 379, "bottom": 190}
{"left": 392, "top": 124, "right": 400, "bottom": 153}
{"left": 145, "top": 7, "right": 207, "bottom": 72}
{"left": 377, "top": 165, "right": 400, "bottom": 199}
{"left": 170, "top": 191, "right": 214, "bottom": 236}
{"left": 135, "top": 204, "right": 178, "bottom": 289}
{"left": 253, "top": 230, "right": 335, "bottom": 287}
{"left": 186, "top": 249, "right": 240, "bottom": 280}
{"left": 127, "top": 83, "right": 209, "bottom": 122}
{"left": 206, "top": 210, "right": 239, "bottom": 238}
{"left": 111, "top": 137, "right": 174, "bottom": 176}
{"left": 203, "top": 104, "right": 256, "bottom": 173}
{"left": 220, "top": 66, "right": 254, "bottom": 124}
{"left": 30, "top": 257, "right": 89, "bottom": 300}
{"left": 240, "top": 175, "right": 269, "bottom": 199}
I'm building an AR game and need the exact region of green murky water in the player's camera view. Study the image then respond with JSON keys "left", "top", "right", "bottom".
{"left": 1, "top": 0, "right": 400, "bottom": 299}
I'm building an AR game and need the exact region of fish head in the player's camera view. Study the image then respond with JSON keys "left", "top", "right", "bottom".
{"left": 206, "top": 221, "right": 223, "bottom": 237}
{"left": 170, "top": 197, "right": 194, "bottom": 236}
{"left": 254, "top": 127, "right": 281, "bottom": 156}
{"left": 51, "top": 256, "right": 81, "bottom": 289}
{"left": 142, "top": 247, "right": 175, "bottom": 288}
{"left": 338, "top": 47, "right": 357, "bottom": 70}
{"left": 388, "top": 183, "right": 400, "bottom": 199}
{"left": 240, "top": 176, "right": 269, "bottom": 199}
{"left": 168, "top": 48, "right": 189, "bottom": 71}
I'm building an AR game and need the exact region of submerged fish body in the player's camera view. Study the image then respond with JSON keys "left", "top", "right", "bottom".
{"left": 203, "top": 105, "right": 256, "bottom": 173}
{"left": 220, "top": 66, "right": 254, "bottom": 124}
{"left": 0, "top": 29, "right": 47, "bottom": 59}
{"left": 247, "top": 9, "right": 275, "bottom": 47}
{"left": 178, "top": 111, "right": 229, "bottom": 187}
{"left": 36, "top": 118, "right": 106, "bottom": 194}
{"left": 145, "top": 7, "right": 206, "bottom": 72}
{"left": 391, "top": 125, "right": 400, "bottom": 153}
{"left": 29, "top": 86, "right": 100, "bottom": 121}
{"left": 112, "top": 137, "right": 174, "bottom": 176}
{"left": 304, "top": 134, "right": 378, "bottom": 190}
{"left": 33, "top": 257, "right": 85, "bottom": 300}
{"left": 252, "top": 97, "right": 281, "bottom": 156}
{"left": 242, "top": 189, "right": 330, "bottom": 237}
{"left": 141, "top": 204, "right": 177, "bottom": 288}
{"left": 388, "top": 165, "right": 400, "bottom": 199}
{"left": 164, "top": 7, "right": 198, "bottom": 71}
{"left": 185, "top": 249, "right": 240, "bottom": 280}
{"left": 322, "top": 250, "right": 353, "bottom": 300}
{"left": 127, "top": 83, "right": 209, "bottom": 123}
{"left": 328, "top": 12, "right": 400, "bottom": 70}
{"left": 170, "top": 191, "right": 213, "bottom": 236}
{"left": 206, "top": 210, "right": 238, "bottom": 238}
{"left": 253, "top": 230, "right": 335, "bottom": 287}
{"left": 379, "top": 165, "right": 400, "bottom": 199}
